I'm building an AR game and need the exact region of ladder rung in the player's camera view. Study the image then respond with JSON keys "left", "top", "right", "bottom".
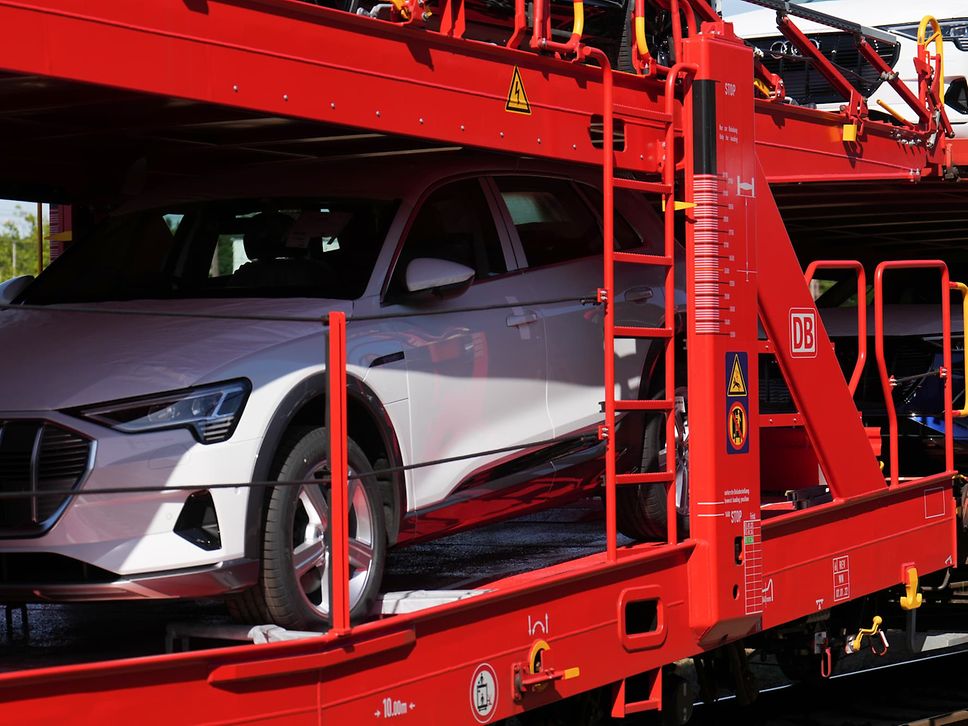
{"left": 616, "top": 472, "right": 675, "bottom": 486}
{"left": 614, "top": 178, "right": 671, "bottom": 194}
{"left": 614, "top": 326, "right": 673, "bottom": 339}
{"left": 613, "top": 252, "right": 673, "bottom": 266}
{"left": 615, "top": 399, "right": 673, "bottom": 411}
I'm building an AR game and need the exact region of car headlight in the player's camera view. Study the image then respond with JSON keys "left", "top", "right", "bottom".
{"left": 882, "top": 19, "right": 968, "bottom": 51}
{"left": 75, "top": 380, "right": 250, "bottom": 444}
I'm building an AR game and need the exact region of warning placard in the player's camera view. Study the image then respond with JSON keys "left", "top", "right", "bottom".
{"left": 728, "top": 354, "right": 747, "bottom": 396}
{"left": 725, "top": 351, "right": 750, "bottom": 455}
{"left": 505, "top": 66, "right": 531, "bottom": 115}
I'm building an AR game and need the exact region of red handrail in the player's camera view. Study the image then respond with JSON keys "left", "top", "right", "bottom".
{"left": 803, "top": 260, "right": 867, "bottom": 396}
{"left": 873, "top": 261, "right": 954, "bottom": 485}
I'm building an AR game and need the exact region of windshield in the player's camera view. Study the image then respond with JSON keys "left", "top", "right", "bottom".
{"left": 22, "top": 198, "right": 398, "bottom": 305}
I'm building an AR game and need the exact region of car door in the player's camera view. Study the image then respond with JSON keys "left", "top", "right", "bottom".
{"left": 488, "top": 175, "right": 666, "bottom": 439}
{"left": 377, "top": 176, "right": 554, "bottom": 516}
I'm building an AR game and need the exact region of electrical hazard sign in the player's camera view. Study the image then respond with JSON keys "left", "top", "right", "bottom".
{"left": 505, "top": 66, "right": 531, "bottom": 115}
{"left": 727, "top": 354, "right": 747, "bottom": 396}
{"left": 725, "top": 352, "right": 750, "bottom": 454}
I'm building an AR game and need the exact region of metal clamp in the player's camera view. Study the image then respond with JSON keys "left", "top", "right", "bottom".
{"left": 513, "top": 640, "right": 580, "bottom": 701}
{"left": 845, "top": 615, "right": 888, "bottom": 656}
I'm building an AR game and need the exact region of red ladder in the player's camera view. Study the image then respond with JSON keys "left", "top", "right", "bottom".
{"left": 596, "top": 56, "right": 698, "bottom": 558}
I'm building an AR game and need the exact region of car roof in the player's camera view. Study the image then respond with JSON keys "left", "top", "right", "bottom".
{"left": 120, "top": 150, "right": 603, "bottom": 212}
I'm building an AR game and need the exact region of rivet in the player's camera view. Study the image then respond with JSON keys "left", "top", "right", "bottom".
{"left": 499, "top": 131, "right": 505, "bottom": 138}
{"left": 572, "top": 144, "right": 577, "bottom": 150}
{"left": 330, "top": 102, "right": 336, "bottom": 109}
{"left": 283, "top": 94, "right": 289, "bottom": 102}
{"left": 232, "top": 85, "right": 239, "bottom": 92}
{"left": 460, "top": 125, "right": 465, "bottom": 131}
{"left": 376, "top": 110, "right": 382, "bottom": 118}
{"left": 537, "top": 137, "right": 542, "bottom": 144}
{"left": 419, "top": 118, "right": 425, "bottom": 124}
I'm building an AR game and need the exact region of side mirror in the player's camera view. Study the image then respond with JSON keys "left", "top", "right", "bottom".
{"left": 0, "top": 275, "right": 34, "bottom": 305}
{"left": 405, "top": 258, "right": 475, "bottom": 295}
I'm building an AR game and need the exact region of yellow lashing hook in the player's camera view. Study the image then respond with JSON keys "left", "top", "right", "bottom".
{"left": 918, "top": 15, "right": 945, "bottom": 104}
{"left": 900, "top": 566, "right": 923, "bottom": 610}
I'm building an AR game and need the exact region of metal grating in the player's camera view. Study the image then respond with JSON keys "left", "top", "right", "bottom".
{"left": 0, "top": 422, "right": 92, "bottom": 536}
{"left": 750, "top": 32, "right": 900, "bottom": 106}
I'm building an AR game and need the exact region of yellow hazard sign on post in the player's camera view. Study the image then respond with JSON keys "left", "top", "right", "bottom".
{"left": 505, "top": 66, "right": 531, "bottom": 115}
{"left": 728, "top": 354, "right": 747, "bottom": 396}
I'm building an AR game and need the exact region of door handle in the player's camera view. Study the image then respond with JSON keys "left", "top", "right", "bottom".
{"left": 507, "top": 310, "right": 539, "bottom": 327}
{"left": 623, "top": 286, "right": 654, "bottom": 304}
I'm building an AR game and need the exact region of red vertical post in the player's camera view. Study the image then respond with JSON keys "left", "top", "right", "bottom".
{"left": 682, "top": 23, "right": 763, "bottom": 645}
{"left": 327, "top": 311, "right": 351, "bottom": 634}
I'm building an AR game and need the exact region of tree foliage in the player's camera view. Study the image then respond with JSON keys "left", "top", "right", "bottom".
{"left": 0, "top": 205, "right": 49, "bottom": 281}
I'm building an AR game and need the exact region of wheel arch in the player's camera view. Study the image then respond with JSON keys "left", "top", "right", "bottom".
{"left": 244, "top": 373, "right": 407, "bottom": 559}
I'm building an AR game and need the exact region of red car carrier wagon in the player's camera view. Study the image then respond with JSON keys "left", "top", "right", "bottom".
{"left": 0, "top": 0, "right": 966, "bottom": 723}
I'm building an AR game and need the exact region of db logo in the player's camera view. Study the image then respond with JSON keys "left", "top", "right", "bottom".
{"left": 789, "top": 308, "right": 817, "bottom": 358}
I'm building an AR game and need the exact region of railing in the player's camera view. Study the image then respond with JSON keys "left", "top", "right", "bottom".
{"left": 803, "top": 260, "right": 867, "bottom": 396}
{"left": 873, "top": 261, "right": 956, "bottom": 485}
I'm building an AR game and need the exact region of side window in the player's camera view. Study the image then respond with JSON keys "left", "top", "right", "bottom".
{"left": 495, "top": 177, "right": 602, "bottom": 267}
{"left": 577, "top": 186, "right": 645, "bottom": 251}
{"left": 389, "top": 178, "right": 506, "bottom": 296}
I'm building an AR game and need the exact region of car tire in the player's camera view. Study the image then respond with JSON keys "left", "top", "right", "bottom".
{"left": 228, "top": 426, "right": 386, "bottom": 630}
{"left": 616, "top": 388, "right": 689, "bottom": 541}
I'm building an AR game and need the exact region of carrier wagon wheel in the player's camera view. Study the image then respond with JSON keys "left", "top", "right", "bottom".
{"left": 229, "top": 426, "right": 386, "bottom": 630}
{"left": 616, "top": 387, "right": 689, "bottom": 541}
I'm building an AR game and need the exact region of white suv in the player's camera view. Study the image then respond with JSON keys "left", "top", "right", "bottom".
{"left": 0, "top": 154, "right": 682, "bottom": 628}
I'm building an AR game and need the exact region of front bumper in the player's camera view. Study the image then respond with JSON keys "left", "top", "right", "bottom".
{"left": 0, "top": 556, "right": 258, "bottom": 603}
{"left": 0, "top": 410, "right": 263, "bottom": 596}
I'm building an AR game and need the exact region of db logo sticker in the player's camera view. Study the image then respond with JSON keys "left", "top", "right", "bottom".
{"left": 727, "top": 401, "right": 748, "bottom": 453}
{"left": 470, "top": 663, "right": 498, "bottom": 723}
{"left": 789, "top": 308, "right": 817, "bottom": 358}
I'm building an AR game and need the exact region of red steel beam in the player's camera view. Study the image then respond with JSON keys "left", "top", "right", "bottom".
{"left": 0, "top": 0, "right": 945, "bottom": 183}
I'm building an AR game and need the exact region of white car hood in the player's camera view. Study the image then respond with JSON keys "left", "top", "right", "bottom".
{"left": 728, "top": 0, "right": 966, "bottom": 37}
{"left": 0, "top": 298, "right": 348, "bottom": 411}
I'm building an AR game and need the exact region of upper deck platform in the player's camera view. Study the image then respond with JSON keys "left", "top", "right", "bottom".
{"left": 0, "top": 0, "right": 954, "bottom": 205}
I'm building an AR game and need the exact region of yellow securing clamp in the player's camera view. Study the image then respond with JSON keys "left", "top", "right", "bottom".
{"left": 528, "top": 640, "right": 550, "bottom": 674}
{"left": 900, "top": 567, "right": 923, "bottom": 610}
{"left": 634, "top": 13, "right": 649, "bottom": 58}
{"left": 753, "top": 78, "right": 772, "bottom": 98}
{"left": 918, "top": 16, "right": 945, "bottom": 104}
{"left": 572, "top": 0, "right": 585, "bottom": 43}
{"left": 850, "top": 615, "right": 882, "bottom": 653}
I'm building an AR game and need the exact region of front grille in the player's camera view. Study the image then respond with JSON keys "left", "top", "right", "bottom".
{"left": 0, "top": 422, "right": 92, "bottom": 537}
{"left": 955, "top": 37, "right": 968, "bottom": 52}
{"left": 750, "top": 33, "right": 900, "bottom": 106}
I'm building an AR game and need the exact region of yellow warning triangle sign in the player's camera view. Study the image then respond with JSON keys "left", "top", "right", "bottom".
{"left": 505, "top": 66, "right": 531, "bottom": 115}
{"left": 728, "top": 355, "right": 747, "bottom": 396}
